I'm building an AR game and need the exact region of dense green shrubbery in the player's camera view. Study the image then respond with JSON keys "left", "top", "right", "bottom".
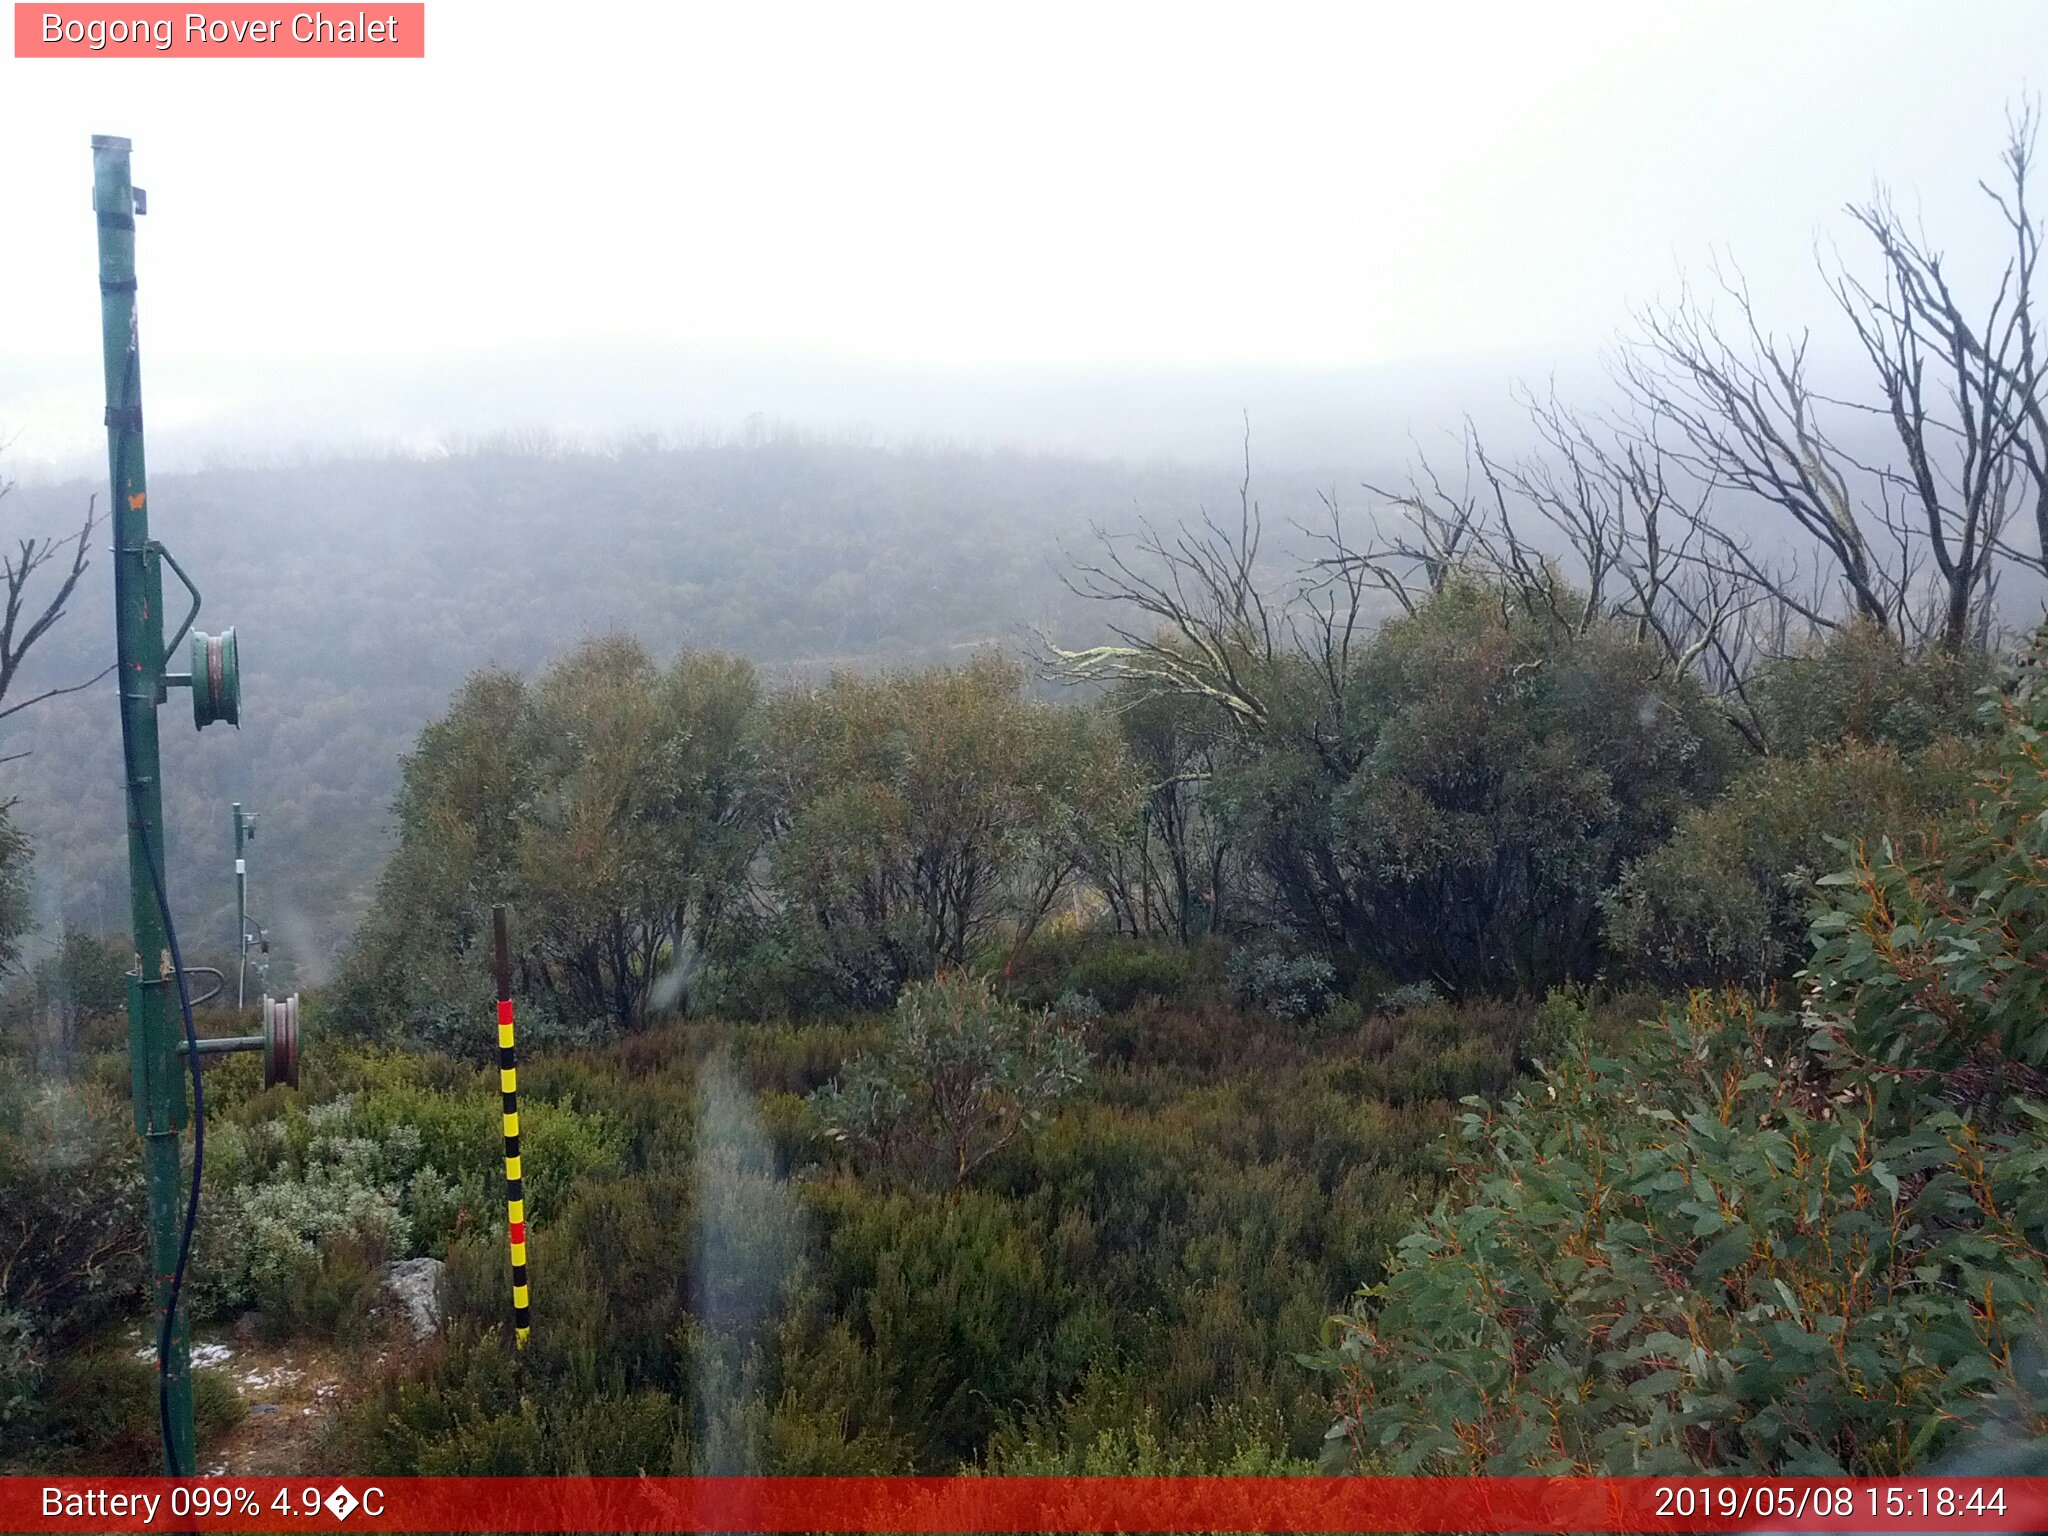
{"left": 315, "top": 982, "right": 1536, "bottom": 1475}
{"left": 16, "top": 568, "right": 2030, "bottom": 1482}
{"left": 328, "top": 585, "right": 2013, "bottom": 1039}
{"left": 31, "top": 1352, "right": 243, "bottom": 1471}
{"left": 0, "top": 1080, "right": 146, "bottom": 1437}
{"left": 0, "top": 1062, "right": 249, "bottom": 1466}
{"left": 734, "top": 657, "right": 1133, "bottom": 1013}
{"left": 1320, "top": 991, "right": 2048, "bottom": 1473}
{"left": 1604, "top": 740, "right": 1976, "bottom": 989}
{"left": 183, "top": 1047, "right": 624, "bottom": 1341}
{"left": 1801, "top": 634, "right": 2048, "bottom": 1084}
{"left": 0, "top": 809, "right": 32, "bottom": 980}
{"left": 1754, "top": 621, "right": 1997, "bottom": 756}
{"left": 1209, "top": 582, "right": 1739, "bottom": 991}
{"left": 1321, "top": 641, "right": 2048, "bottom": 1473}
{"left": 329, "top": 641, "right": 764, "bottom": 1045}
{"left": 1602, "top": 624, "right": 1998, "bottom": 990}
{"left": 985, "top": 1369, "right": 1312, "bottom": 1475}
{"left": 1227, "top": 949, "right": 1339, "bottom": 1021}
{"left": 807, "top": 1179, "right": 1103, "bottom": 1462}
{"left": 192, "top": 1098, "right": 418, "bottom": 1334}
{"left": 333, "top": 647, "right": 1135, "bottom": 1031}
{"left": 0, "top": 931, "right": 131, "bottom": 1050}
{"left": 337, "top": 574, "right": 1933, "bottom": 1037}
{"left": 997, "top": 932, "right": 1225, "bottom": 1016}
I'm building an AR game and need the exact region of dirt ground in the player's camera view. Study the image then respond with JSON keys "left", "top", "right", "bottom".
{"left": 121, "top": 1321, "right": 390, "bottom": 1476}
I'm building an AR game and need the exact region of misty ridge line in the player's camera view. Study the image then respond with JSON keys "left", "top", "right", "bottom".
{"left": 0, "top": 339, "right": 1591, "bottom": 487}
{"left": 0, "top": 433, "right": 1357, "bottom": 972}
{"left": 7, "top": 418, "right": 1230, "bottom": 486}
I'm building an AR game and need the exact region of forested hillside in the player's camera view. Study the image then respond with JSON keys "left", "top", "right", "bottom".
{"left": 0, "top": 437, "right": 1281, "bottom": 971}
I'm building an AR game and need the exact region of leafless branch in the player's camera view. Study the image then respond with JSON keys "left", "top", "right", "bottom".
{"left": 0, "top": 478, "right": 108, "bottom": 723}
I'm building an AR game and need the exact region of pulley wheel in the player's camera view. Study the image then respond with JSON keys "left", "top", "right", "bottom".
{"left": 262, "top": 993, "right": 300, "bottom": 1090}
{"left": 190, "top": 627, "right": 240, "bottom": 729}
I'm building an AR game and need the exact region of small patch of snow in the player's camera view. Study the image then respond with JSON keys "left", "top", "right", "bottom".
{"left": 140, "top": 1340, "right": 235, "bottom": 1367}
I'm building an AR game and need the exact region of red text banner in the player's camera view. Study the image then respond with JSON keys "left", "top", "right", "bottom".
{"left": 13, "top": 5, "right": 424, "bottom": 57}
{"left": 6, "top": 1476, "right": 2048, "bottom": 1533}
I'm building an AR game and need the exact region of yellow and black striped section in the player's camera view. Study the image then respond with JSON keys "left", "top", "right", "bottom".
{"left": 499, "top": 997, "right": 530, "bottom": 1346}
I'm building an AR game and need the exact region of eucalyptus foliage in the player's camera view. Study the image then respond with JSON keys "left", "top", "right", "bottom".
{"left": 1319, "top": 636, "right": 2048, "bottom": 1473}
{"left": 750, "top": 655, "right": 1134, "bottom": 1010}
{"left": 333, "top": 638, "right": 765, "bottom": 1040}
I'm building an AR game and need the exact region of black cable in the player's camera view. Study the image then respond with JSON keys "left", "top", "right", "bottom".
{"left": 139, "top": 824, "right": 204, "bottom": 1477}
{"left": 108, "top": 342, "right": 205, "bottom": 1478}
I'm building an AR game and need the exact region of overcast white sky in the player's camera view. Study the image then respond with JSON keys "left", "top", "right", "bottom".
{"left": 2, "top": 0, "right": 2044, "bottom": 470}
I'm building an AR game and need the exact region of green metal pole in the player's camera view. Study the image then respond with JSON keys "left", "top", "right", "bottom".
{"left": 93, "top": 133, "right": 193, "bottom": 1476}
{"left": 234, "top": 803, "right": 247, "bottom": 1009}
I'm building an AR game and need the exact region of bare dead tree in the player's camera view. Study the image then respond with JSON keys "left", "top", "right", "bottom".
{"left": 1351, "top": 410, "right": 1709, "bottom": 648}
{"left": 1616, "top": 106, "right": 2046, "bottom": 654}
{"left": 1331, "top": 389, "right": 1822, "bottom": 749}
{"left": 1490, "top": 392, "right": 1806, "bottom": 747}
{"left": 1619, "top": 264, "right": 1909, "bottom": 640}
{"left": 0, "top": 462, "right": 111, "bottom": 761}
{"left": 1043, "top": 433, "right": 1282, "bottom": 730}
{"left": 1292, "top": 487, "right": 1382, "bottom": 721}
{"left": 1347, "top": 426, "right": 1497, "bottom": 613}
{"left": 1990, "top": 105, "right": 2048, "bottom": 578}
{"left": 1821, "top": 101, "right": 2045, "bottom": 650}
{"left": 1055, "top": 108, "right": 2043, "bottom": 763}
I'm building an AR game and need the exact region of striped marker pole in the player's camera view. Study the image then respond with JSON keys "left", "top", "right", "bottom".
{"left": 493, "top": 905, "right": 531, "bottom": 1348}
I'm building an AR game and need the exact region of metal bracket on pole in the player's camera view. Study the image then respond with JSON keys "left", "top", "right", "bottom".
{"left": 176, "top": 994, "right": 299, "bottom": 1088}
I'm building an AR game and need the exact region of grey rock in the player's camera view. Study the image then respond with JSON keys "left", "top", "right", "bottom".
{"left": 376, "top": 1257, "right": 444, "bottom": 1342}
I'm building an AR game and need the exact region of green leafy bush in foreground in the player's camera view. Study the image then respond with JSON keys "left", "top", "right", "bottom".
{"left": 1321, "top": 636, "right": 2048, "bottom": 1474}
{"left": 187, "top": 1053, "right": 625, "bottom": 1337}
{"left": 1320, "top": 994, "right": 2048, "bottom": 1472}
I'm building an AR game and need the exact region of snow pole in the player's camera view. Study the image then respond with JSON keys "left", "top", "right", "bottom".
{"left": 493, "top": 905, "right": 531, "bottom": 1347}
